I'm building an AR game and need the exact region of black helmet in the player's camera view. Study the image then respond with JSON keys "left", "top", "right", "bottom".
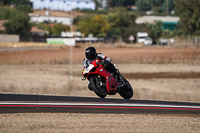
{"left": 85, "top": 47, "right": 97, "bottom": 60}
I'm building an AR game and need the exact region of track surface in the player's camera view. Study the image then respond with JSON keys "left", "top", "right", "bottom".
{"left": 0, "top": 93, "right": 200, "bottom": 114}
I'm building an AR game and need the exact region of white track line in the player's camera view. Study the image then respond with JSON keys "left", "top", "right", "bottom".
{"left": 0, "top": 102, "right": 200, "bottom": 109}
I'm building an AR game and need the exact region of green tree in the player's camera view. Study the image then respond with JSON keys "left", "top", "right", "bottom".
{"left": 93, "top": 0, "right": 136, "bottom": 9}
{"left": 16, "top": 4, "right": 33, "bottom": 13}
{"left": 161, "top": 0, "right": 174, "bottom": 13}
{"left": 37, "top": 23, "right": 48, "bottom": 30}
{"left": 172, "top": 25, "right": 185, "bottom": 37}
{"left": 0, "top": 0, "right": 30, "bottom": 5}
{"left": 0, "top": 0, "right": 12, "bottom": 5}
{"left": 92, "top": 0, "right": 100, "bottom": 9}
{"left": 124, "top": 0, "right": 136, "bottom": 6}
{"left": 106, "top": 27, "right": 121, "bottom": 38}
{"left": 3, "top": 9, "right": 31, "bottom": 35}
{"left": 0, "top": 6, "right": 13, "bottom": 20}
{"left": 51, "top": 23, "right": 70, "bottom": 36}
{"left": 107, "top": 0, "right": 126, "bottom": 8}
{"left": 161, "top": 29, "right": 174, "bottom": 38}
{"left": 147, "top": 21, "right": 162, "bottom": 42}
{"left": 37, "top": 22, "right": 70, "bottom": 36}
{"left": 0, "top": 0, "right": 32, "bottom": 13}
{"left": 12, "top": 0, "right": 30, "bottom": 5}
{"left": 153, "top": 0, "right": 164, "bottom": 6}
{"left": 136, "top": 0, "right": 152, "bottom": 11}
{"left": 77, "top": 14, "right": 110, "bottom": 37}
{"left": 175, "top": 0, "right": 200, "bottom": 36}
{"left": 107, "top": 8, "right": 136, "bottom": 39}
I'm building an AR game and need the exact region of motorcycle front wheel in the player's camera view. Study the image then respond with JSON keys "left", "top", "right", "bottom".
{"left": 90, "top": 76, "right": 107, "bottom": 98}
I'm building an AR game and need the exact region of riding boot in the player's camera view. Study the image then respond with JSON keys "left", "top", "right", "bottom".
{"left": 115, "top": 69, "right": 125, "bottom": 86}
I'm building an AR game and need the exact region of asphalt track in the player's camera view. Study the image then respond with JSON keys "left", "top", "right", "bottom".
{"left": 0, "top": 93, "right": 200, "bottom": 114}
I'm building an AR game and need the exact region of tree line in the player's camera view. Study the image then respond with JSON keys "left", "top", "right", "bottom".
{"left": 0, "top": 0, "right": 200, "bottom": 43}
{"left": 75, "top": 0, "right": 200, "bottom": 43}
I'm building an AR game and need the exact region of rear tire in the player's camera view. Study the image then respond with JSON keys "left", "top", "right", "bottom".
{"left": 119, "top": 76, "right": 133, "bottom": 99}
{"left": 90, "top": 76, "right": 107, "bottom": 98}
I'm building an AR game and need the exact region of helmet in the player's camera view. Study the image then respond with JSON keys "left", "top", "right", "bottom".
{"left": 85, "top": 47, "right": 97, "bottom": 60}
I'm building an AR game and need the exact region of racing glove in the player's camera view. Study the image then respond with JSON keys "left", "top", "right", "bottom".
{"left": 101, "top": 59, "right": 109, "bottom": 67}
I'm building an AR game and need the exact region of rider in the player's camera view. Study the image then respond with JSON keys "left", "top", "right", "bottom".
{"left": 83, "top": 47, "right": 124, "bottom": 82}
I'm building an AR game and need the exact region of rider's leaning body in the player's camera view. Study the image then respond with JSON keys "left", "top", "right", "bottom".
{"left": 83, "top": 53, "right": 111, "bottom": 69}
{"left": 83, "top": 47, "right": 122, "bottom": 78}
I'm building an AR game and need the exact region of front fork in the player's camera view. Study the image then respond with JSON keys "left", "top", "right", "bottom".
{"left": 95, "top": 75, "right": 104, "bottom": 87}
{"left": 87, "top": 75, "right": 105, "bottom": 91}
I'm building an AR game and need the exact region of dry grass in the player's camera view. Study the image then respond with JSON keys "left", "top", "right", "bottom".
{"left": 0, "top": 43, "right": 200, "bottom": 102}
{"left": 0, "top": 42, "right": 51, "bottom": 48}
{"left": 0, "top": 45, "right": 200, "bottom": 65}
{"left": 0, "top": 64, "right": 199, "bottom": 102}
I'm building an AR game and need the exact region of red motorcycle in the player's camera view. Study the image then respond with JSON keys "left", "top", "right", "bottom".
{"left": 82, "top": 59, "right": 133, "bottom": 99}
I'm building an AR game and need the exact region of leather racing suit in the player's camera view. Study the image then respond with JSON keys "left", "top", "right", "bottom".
{"left": 83, "top": 53, "right": 117, "bottom": 74}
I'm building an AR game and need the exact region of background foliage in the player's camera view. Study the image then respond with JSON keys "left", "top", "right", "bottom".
{"left": 76, "top": 14, "right": 110, "bottom": 37}
{"left": 37, "top": 23, "right": 70, "bottom": 36}
{"left": 0, "top": 0, "right": 200, "bottom": 42}
{"left": 174, "top": 0, "right": 200, "bottom": 37}
{"left": 0, "top": 7, "right": 31, "bottom": 35}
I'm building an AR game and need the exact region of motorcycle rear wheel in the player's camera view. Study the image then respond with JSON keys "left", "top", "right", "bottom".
{"left": 90, "top": 76, "right": 107, "bottom": 98}
{"left": 119, "top": 76, "right": 133, "bottom": 99}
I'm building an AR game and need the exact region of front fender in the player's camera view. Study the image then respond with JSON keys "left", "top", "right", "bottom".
{"left": 87, "top": 74, "right": 98, "bottom": 80}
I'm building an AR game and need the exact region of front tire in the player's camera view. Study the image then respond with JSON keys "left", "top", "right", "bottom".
{"left": 119, "top": 76, "right": 133, "bottom": 99}
{"left": 90, "top": 76, "right": 107, "bottom": 98}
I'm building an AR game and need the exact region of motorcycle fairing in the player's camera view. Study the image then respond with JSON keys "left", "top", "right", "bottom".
{"left": 91, "top": 67, "right": 120, "bottom": 94}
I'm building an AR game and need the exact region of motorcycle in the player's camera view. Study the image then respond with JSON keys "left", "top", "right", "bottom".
{"left": 82, "top": 59, "right": 133, "bottom": 99}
